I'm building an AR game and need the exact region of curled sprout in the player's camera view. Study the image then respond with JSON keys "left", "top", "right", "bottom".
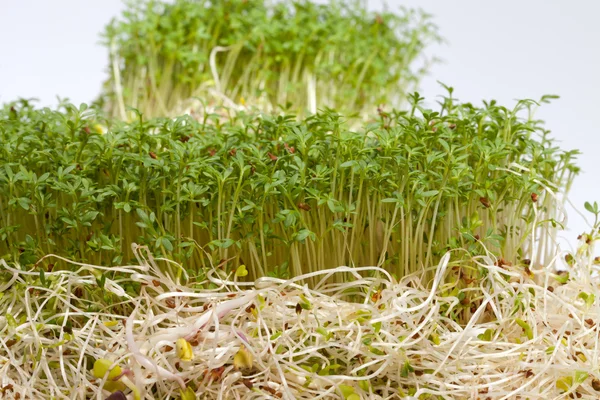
{"left": 1, "top": 241, "right": 600, "bottom": 398}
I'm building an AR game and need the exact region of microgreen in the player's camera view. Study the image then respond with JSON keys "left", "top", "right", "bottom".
{"left": 0, "top": 92, "right": 579, "bottom": 285}
{"left": 2, "top": 238, "right": 600, "bottom": 398}
{"left": 97, "top": 0, "right": 440, "bottom": 119}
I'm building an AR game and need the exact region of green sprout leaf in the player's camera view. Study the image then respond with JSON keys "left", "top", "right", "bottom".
{"left": 339, "top": 384, "right": 357, "bottom": 399}
{"left": 578, "top": 292, "right": 595, "bottom": 307}
{"left": 235, "top": 265, "right": 248, "bottom": 277}
{"left": 92, "top": 359, "right": 126, "bottom": 393}
{"left": 400, "top": 360, "right": 414, "bottom": 377}
{"left": 176, "top": 338, "right": 194, "bottom": 361}
{"left": 180, "top": 387, "right": 196, "bottom": 400}
{"left": 233, "top": 345, "right": 253, "bottom": 369}
{"left": 477, "top": 328, "right": 494, "bottom": 342}
{"left": 555, "top": 376, "right": 572, "bottom": 392}
{"left": 515, "top": 319, "right": 533, "bottom": 340}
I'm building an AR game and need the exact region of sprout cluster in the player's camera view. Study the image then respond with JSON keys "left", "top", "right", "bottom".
{"left": 1, "top": 240, "right": 600, "bottom": 399}
{"left": 2, "top": 0, "right": 597, "bottom": 399}
{"left": 0, "top": 93, "right": 579, "bottom": 283}
{"left": 97, "top": 0, "right": 440, "bottom": 119}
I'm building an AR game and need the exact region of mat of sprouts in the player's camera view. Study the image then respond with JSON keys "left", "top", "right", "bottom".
{"left": 0, "top": 242, "right": 599, "bottom": 400}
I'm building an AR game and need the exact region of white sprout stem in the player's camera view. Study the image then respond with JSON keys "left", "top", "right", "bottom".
{"left": 125, "top": 311, "right": 186, "bottom": 389}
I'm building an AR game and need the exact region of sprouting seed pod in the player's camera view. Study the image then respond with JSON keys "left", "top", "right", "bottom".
{"left": 531, "top": 193, "right": 538, "bottom": 202}
{"left": 208, "top": 366, "right": 225, "bottom": 381}
{"left": 242, "top": 379, "right": 253, "bottom": 389}
{"left": 165, "top": 298, "right": 176, "bottom": 308}
{"left": 564, "top": 253, "right": 575, "bottom": 266}
{"left": 233, "top": 345, "right": 253, "bottom": 369}
{"left": 268, "top": 152, "right": 278, "bottom": 161}
{"left": 479, "top": 197, "right": 491, "bottom": 208}
{"left": 149, "top": 151, "right": 157, "bottom": 159}
{"left": 524, "top": 369, "right": 534, "bottom": 378}
{"left": 297, "top": 202, "right": 311, "bottom": 211}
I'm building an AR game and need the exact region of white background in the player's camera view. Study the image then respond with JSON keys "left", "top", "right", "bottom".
{"left": 1, "top": 0, "right": 599, "bottom": 253}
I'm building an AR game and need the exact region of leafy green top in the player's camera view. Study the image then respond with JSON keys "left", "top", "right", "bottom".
{"left": 97, "top": 0, "right": 440, "bottom": 119}
{"left": 0, "top": 92, "right": 579, "bottom": 282}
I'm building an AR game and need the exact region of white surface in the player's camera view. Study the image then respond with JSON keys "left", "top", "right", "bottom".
{"left": 1, "top": 0, "right": 599, "bottom": 251}
{"left": 386, "top": 0, "right": 600, "bottom": 253}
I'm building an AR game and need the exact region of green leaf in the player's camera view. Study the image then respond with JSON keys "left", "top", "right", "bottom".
{"left": 515, "top": 318, "right": 533, "bottom": 340}
{"left": 235, "top": 265, "right": 248, "bottom": 277}
{"left": 93, "top": 359, "right": 122, "bottom": 380}
{"left": 316, "top": 327, "right": 331, "bottom": 340}
{"left": 574, "top": 370, "right": 588, "bottom": 385}
{"left": 358, "top": 379, "right": 371, "bottom": 392}
{"left": 372, "top": 321, "right": 381, "bottom": 334}
{"left": 437, "top": 138, "right": 450, "bottom": 152}
{"left": 584, "top": 201, "right": 595, "bottom": 214}
{"left": 420, "top": 190, "right": 439, "bottom": 197}
{"left": 338, "top": 384, "right": 355, "bottom": 399}
{"left": 477, "top": 328, "right": 494, "bottom": 342}
{"left": 327, "top": 198, "right": 344, "bottom": 213}
{"left": 136, "top": 208, "right": 149, "bottom": 222}
{"left": 270, "top": 331, "right": 282, "bottom": 341}
{"left": 39, "top": 268, "right": 46, "bottom": 287}
{"left": 17, "top": 197, "right": 31, "bottom": 211}
{"left": 161, "top": 237, "right": 174, "bottom": 252}
{"left": 556, "top": 376, "right": 572, "bottom": 392}
{"left": 208, "top": 239, "right": 235, "bottom": 249}
{"left": 180, "top": 386, "right": 196, "bottom": 400}
{"left": 400, "top": 360, "right": 414, "bottom": 377}
{"left": 554, "top": 272, "right": 569, "bottom": 284}
{"left": 233, "top": 345, "right": 253, "bottom": 369}
{"left": 295, "top": 229, "right": 315, "bottom": 242}
{"left": 540, "top": 94, "right": 560, "bottom": 104}
{"left": 578, "top": 292, "right": 595, "bottom": 307}
{"left": 6, "top": 313, "right": 17, "bottom": 328}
